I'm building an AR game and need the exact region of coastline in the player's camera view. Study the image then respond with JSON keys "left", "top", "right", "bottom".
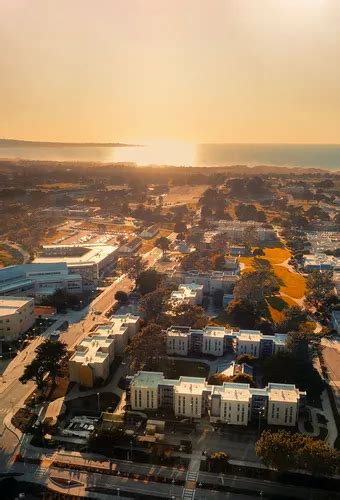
{"left": 0, "top": 157, "right": 339, "bottom": 175}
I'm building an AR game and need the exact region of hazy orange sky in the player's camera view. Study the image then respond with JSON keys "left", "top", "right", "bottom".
{"left": 1, "top": 0, "right": 340, "bottom": 144}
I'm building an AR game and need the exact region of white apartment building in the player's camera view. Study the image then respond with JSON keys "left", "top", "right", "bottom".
{"left": 166, "top": 270, "right": 238, "bottom": 294}
{"left": 170, "top": 283, "right": 204, "bottom": 306}
{"left": 202, "top": 328, "right": 225, "bottom": 357}
{"left": 128, "top": 371, "right": 305, "bottom": 427}
{"left": 303, "top": 254, "right": 340, "bottom": 272}
{"left": 0, "top": 263, "right": 82, "bottom": 299}
{"left": 93, "top": 314, "right": 141, "bottom": 355}
{"left": 34, "top": 243, "right": 119, "bottom": 286}
{"left": 166, "top": 326, "right": 287, "bottom": 358}
{"left": 266, "top": 384, "right": 300, "bottom": 426}
{"left": 69, "top": 314, "right": 141, "bottom": 387}
{"left": 0, "top": 296, "right": 35, "bottom": 341}
{"left": 69, "top": 334, "right": 115, "bottom": 388}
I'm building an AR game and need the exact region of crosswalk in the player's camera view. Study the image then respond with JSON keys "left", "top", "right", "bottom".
{"left": 182, "top": 471, "right": 198, "bottom": 499}
{"left": 182, "top": 488, "right": 195, "bottom": 499}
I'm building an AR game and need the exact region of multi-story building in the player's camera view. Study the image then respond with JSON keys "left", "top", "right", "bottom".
{"left": 128, "top": 371, "right": 305, "bottom": 427}
{"left": 166, "top": 270, "right": 238, "bottom": 294}
{"left": 0, "top": 263, "right": 82, "bottom": 299}
{"left": 303, "top": 254, "right": 340, "bottom": 272}
{"left": 210, "top": 221, "right": 276, "bottom": 242}
{"left": 34, "top": 243, "right": 119, "bottom": 286}
{"left": 69, "top": 334, "right": 115, "bottom": 387}
{"left": 92, "top": 314, "right": 141, "bottom": 355}
{"left": 169, "top": 283, "right": 204, "bottom": 306}
{"left": 140, "top": 224, "right": 160, "bottom": 239}
{"left": 0, "top": 296, "right": 35, "bottom": 341}
{"left": 119, "top": 237, "right": 142, "bottom": 255}
{"left": 166, "top": 326, "right": 287, "bottom": 358}
{"left": 69, "top": 313, "right": 141, "bottom": 388}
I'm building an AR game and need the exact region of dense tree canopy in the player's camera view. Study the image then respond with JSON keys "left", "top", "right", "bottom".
{"left": 305, "top": 271, "right": 335, "bottom": 311}
{"left": 256, "top": 430, "right": 340, "bottom": 475}
{"left": 126, "top": 323, "right": 165, "bottom": 372}
{"left": 19, "top": 339, "right": 68, "bottom": 389}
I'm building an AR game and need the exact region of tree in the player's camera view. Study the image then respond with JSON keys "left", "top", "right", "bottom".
{"left": 137, "top": 269, "right": 161, "bottom": 295}
{"left": 207, "top": 451, "right": 230, "bottom": 473}
{"left": 174, "top": 221, "right": 187, "bottom": 233}
{"left": 231, "top": 373, "right": 254, "bottom": 386}
{"left": 233, "top": 270, "right": 279, "bottom": 315}
{"left": 208, "top": 373, "right": 230, "bottom": 385}
{"left": 139, "top": 282, "right": 176, "bottom": 322}
{"left": 115, "top": 290, "right": 128, "bottom": 303}
{"left": 279, "top": 306, "right": 308, "bottom": 333}
{"left": 256, "top": 430, "right": 301, "bottom": 472}
{"left": 211, "top": 254, "right": 225, "bottom": 271}
{"left": 19, "top": 358, "right": 46, "bottom": 390}
{"left": 169, "top": 303, "right": 208, "bottom": 329}
{"left": 253, "top": 248, "right": 265, "bottom": 256}
{"left": 155, "top": 236, "right": 170, "bottom": 259}
{"left": 35, "top": 339, "right": 68, "bottom": 386}
{"left": 19, "top": 339, "right": 68, "bottom": 388}
{"left": 305, "top": 271, "right": 335, "bottom": 311}
{"left": 286, "top": 325, "right": 314, "bottom": 360}
{"left": 126, "top": 323, "right": 166, "bottom": 372}
{"left": 181, "top": 251, "right": 212, "bottom": 272}
{"left": 236, "top": 354, "right": 257, "bottom": 366}
{"left": 226, "top": 299, "right": 257, "bottom": 329}
{"left": 118, "top": 256, "right": 146, "bottom": 282}
{"left": 256, "top": 430, "right": 340, "bottom": 475}
{"left": 42, "top": 288, "right": 80, "bottom": 312}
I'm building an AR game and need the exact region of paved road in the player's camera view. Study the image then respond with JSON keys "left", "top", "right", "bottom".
{"left": 62, "top": 274, "right": 133, "bottom": 350}
{"left": 4, "top": 240, "right": 30, "bottom": 264}
{"left": 8, "top": 457, "right": 338, "bottom": 500}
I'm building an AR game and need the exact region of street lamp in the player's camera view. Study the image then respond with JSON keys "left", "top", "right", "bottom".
{"left": 170, "top": 477, "right": 175, "bottom": 499}
{"left": 258, "top": 407, "right": 265, "bottom": 435}
{"left": 97, "top": 392, "right": 100, "bottom": 411}
{"left": 116, "top": 487, "right": 120, "bottom": 497}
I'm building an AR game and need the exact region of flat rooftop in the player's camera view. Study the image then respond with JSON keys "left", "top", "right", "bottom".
{"left": 34, "top": 243, "right": 118, "bottom": 266}
{"left": 131, "top": 371, "right": 165, "bottom": 388}
{"left": 268, "top": 388, "right": 299, "bottom": 403}
{"left": 0, "top": 296, "right": 33, "bottom": 316}
{"left": 71, "top": 336, "right": 113, "bottom": 365}
{"left": 236, "top": 333, "right": 261, "bottom": 342}
{"left": 215, "top": 384, "right": 251, "bottom": 402}
{"left": 174, "top": 377, "right": 207, "bottom": 395}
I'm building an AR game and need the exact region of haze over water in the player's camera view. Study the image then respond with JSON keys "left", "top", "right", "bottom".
{"left": 1, "top": 143, "right": 340, "bottom": 170}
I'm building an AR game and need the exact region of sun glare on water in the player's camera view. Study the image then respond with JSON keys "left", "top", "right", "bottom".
{"left": 112, "top": 140, "right": 195, "bottom": 167}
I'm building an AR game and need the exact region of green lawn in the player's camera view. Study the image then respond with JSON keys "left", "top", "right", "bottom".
{"left": 164, "top": 359, "right": 209, "bottom": 379}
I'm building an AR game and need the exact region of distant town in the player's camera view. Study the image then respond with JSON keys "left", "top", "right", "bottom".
{"left": 0, "top": 160, "right": 340, "bottom": 498}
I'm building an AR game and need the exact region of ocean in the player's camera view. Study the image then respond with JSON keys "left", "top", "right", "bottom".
{"left": 0, "top": 143, "right": 340, "bottom": 170}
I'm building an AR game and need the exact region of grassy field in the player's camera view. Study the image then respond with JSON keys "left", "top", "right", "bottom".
{"left": 163, "top": 185, "right": 208, "bottom": 207}
{"left": 240, "top": 247, "right": 306, "bottom": 322}
{"left": 164, "top": 359, "right": 210, "bottom": 379}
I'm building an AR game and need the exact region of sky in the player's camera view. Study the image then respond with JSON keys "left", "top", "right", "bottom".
{"left": 1, "top": 0, "right": 340, "bottom": 144}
